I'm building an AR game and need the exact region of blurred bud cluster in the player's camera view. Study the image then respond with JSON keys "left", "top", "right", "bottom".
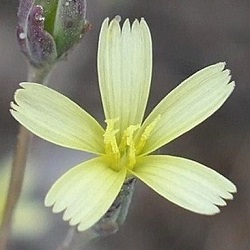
{"left": 17, "top": 0, "right": 89, "bottom": 68}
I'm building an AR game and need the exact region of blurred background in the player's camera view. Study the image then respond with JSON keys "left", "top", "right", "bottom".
{"left": 0, "top": 0, "right": 249, "bottom": 249}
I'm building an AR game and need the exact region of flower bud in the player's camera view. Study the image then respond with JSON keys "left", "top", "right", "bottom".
{"left": 17, "top": 0, "right": 89, "bottom": 68}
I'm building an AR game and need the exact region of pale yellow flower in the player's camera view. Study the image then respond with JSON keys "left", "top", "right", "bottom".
{"left": 10, "top": 17, "right": 236, "bottom": 231}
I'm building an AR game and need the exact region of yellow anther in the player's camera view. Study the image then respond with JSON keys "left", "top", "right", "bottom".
{"left": 136, "top": 115, "right": 161, "bottom": 154}
{"left": 119, "top": 125, "right": 140, "bottom": 169}
{"left": 119, "top": 125, "right": 140, "bottom": 150}
{"left": 103, "top": 118, "right": 120, "bottom": 168}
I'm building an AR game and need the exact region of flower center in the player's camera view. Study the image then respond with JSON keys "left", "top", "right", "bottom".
{"left": 103, "top": 116, "right": 161, "bottom": 172}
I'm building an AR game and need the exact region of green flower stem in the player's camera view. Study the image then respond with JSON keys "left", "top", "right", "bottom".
{"left": 0, "top": 66, "right": 51, "bottom": 250}
{"left": 0, "top": 127, "right": 32, "bottom": 250}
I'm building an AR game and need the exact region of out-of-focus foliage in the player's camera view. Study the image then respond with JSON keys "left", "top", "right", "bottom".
{"left": 0, "top": 157, "right": 50, "bottom": 239}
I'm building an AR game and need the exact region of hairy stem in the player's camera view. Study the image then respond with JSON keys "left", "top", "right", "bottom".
{"left": 0, "top": 66, "right": 51, "bottom": 250}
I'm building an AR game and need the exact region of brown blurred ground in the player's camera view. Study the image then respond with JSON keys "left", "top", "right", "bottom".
{"left": 0, "top": 1, "right": 249, "bottom": 249}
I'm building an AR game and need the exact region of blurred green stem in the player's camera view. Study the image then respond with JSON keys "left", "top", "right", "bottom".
{"left": 56, "top": 228, "right": 99, "bottom": 250}
{"left": 0, "top": 66, "right": 51, "bottom": 250}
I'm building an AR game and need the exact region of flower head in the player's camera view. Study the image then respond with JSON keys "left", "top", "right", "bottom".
{"left": 11, "top": 17, "right": 236, "bottom": 231}
{"left": 17, "top": 0, "right": 88, "bottom": 68}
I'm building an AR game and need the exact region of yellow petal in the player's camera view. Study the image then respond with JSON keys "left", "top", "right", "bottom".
{"left": 45, "top": 157, "right": 126, "bottom": 231}
{"left": 98, "top": 17, "right": 152, "bottom": 139}
{"left": 10, "top": 83, "right": 105, "bottom": 154}
{"left": 137, "top": 63, "right": 235, "bottom": 155}
{"left": 131, "top": 155, "right": 236, "bottom": 215}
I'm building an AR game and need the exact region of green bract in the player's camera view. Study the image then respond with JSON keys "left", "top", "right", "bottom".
{"left": 11, "top": 17, "right": 236, "bottom": 231}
